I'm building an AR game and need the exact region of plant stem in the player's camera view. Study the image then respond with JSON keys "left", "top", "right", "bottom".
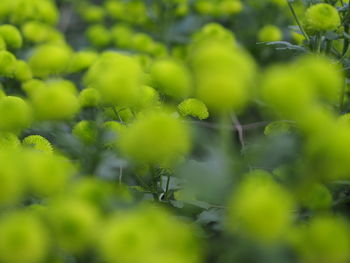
{"left": 164, "top": 173, "right": 171, "bottom": 200}
{"left": 287, "top": 0, "right": 310, "bottom": 43}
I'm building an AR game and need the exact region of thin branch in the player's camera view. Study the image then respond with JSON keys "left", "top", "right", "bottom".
{"left": 231, "top": 114, "right": 245, "bottom": 149}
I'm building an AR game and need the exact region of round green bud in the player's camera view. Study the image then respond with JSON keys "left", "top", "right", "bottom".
{"left": 134, "top": 85, "right": 160, "bottom": 111}
{"left": 0, "top": 132, "right": 20, "bottom": 149}
{"left": 78, "top": 87, "right": 101, "bottom": 108}
{"left": 22, "top": 135, "right": 53, "bottom": 154}
{"left": 86, "top": 24, "right": 111, "bottom": 48}
{"left": 228, "top": 171, "right": 295, "bottom": 242}
{"left": 300, "top": 183, "right": 332, "bottom": 210}
{"left": 73, "top": 120, "right": 97, "bottom": 145}
{"left": 80, "top": 5, "right": 105, "bottom": 23}
{"left": 10, "top": 0, "right": 59, "bottom": 25}
{"left": 29, "top": 44, "right": 72, "bottom": 78}
{"left": 30, "top": 82, "right": 79, "bottom": 121}
{"left": 0, "top": 96, "right": 32, "bottom": 133}
{"left": 67, "top": 50, "right": 98, "bottom": 73}
{"left": 24, "top": 151, "right": 75, "bottom": 196}
{"left": 178, "top": 98, "right": 209, "bottom": 120}
{"left": 258, "top": 25, "right": 282, "bottom": 42}
{"left": 84, "top": 52, "right": 143, "bottom": 107}
{"left": 151, "top": 58, "right": 192, "bottom": 99}
{"left": 14, "top": 60, "right": 32, "bottom": 82}
{"left": 304, "top": 3, "right": 340, "bottom": 32}
{"left": 110, "top": 24, "right": 134, "bottom": 49}
{"left": 48, "top": 199, "right": 100, "bottom": 253}
{"left": 289, "top": 216, "right": 350, "bottom": 263}
{"left": 131, "top": 33, "right": 155, "bottom": 53}
{"left": 217, "top": 0, "right": 243, "bottom": 15}
{"left": 21, "top": 79, "right": 46, "bottom": 95}
{"left": 118, "top": 111, "right": 191, "bottom": 166}
{"left": 22, "top": 21, "right": 62, "bottom": 43}
{"left": 0, "top": 25, "right": 22, "bottom": 49}
{"left": 99, "top": 205, "right": 202, "bottom": 263}
{"left": 192, "top": 42, "right": 255, "bottom": 113}
{"left": 0, "top": 50, "right": 17, "bottom": 76}
{"left": 195, "top": 0, "right": 216, "bottom": 14}
{"left": 294, "top": 55, "right": 343, "bottom": 103}
{"left": 0, "top": 212, "right": 49, "bottom": 263}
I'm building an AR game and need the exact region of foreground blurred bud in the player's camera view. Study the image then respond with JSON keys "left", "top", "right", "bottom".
{"left": 0, "top": 211, "right": 49, "bottom": 263}
{"left": 228, "top": 170, "right": 295, "bottom": 243}
{"left": 191, "top": 41, "right": 256, "bottom": 113}
{"left": 289, "top": 216, "right": 350, "bottom": 263}
{"left": 29, "top": 44, "right": 72, "bottom": 77}
{"left": 30, "top": 80, "right": 80, "bottom": 121}
{"left": 48, "top": 199, "right": 100, "bottom": 253}
{"left": 100, "top": 205, "right": 202, "bottom": 263}
{"left": 150, "top": 58, "right": 192, "bottom": 99}
{"left": 118, "top": 111, "right": 191, "bottom": 166}
{"left": 24, "top": 151, "right": 76, "bottom": 196}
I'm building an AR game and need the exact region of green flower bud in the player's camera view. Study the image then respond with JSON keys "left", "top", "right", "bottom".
{"left": 110, "top": 24, "right": 134, "bottom": 49}
{"left": 22, "top": 135, "right": 53, "bottom": 154}
{"left": 151, "top": 58, "right": 192, "bottom": 99}
{"left": 300, "top": 183, "right": 332, "bottom": 210}
{"left": 0, "top": 132, "right": 20, "bottom": 149}
{"left": 29, "top": 44, "right": 72, "bottom": 78}
{"left": 0, "top": 50, "right": 17, "bottom": 76}
{"left": 10, "top": 0, "right": 59, "bottom": 25}
{"left": 0, "top": 212, "right": 49, "bottom": 263}
{"left": 118, "top": 111, "right": 191, "bottom": 166}
{"left": 195, "top": 0, "right": 216, "bottom": 14}
{"left": 67, "top": 50, "right": 98, "bottom": 73}
{"left": 289, "top": 216, "right": 350, "bottom": 263}
{"left": 217, "top": 0, "right": 243, "bottom": 15}
{"left": 0, "top": 24, "right": 22, "bottom": 49}
{"left": 84, "top": 52, "right": 143, "bottom": 107}
{"left": 86, "top": 24, "right": 111, "bottom": 47}
{"left": 14, "top": 60, "right": 32, "bottom": 82}
{"left": 178, "top": 98, "right": 209, "bottom": 120}
{"left": 22, "top": 21, "right": 62, "bottom": 43}
{"left": 80, "top": 5, "right": 105, "bottom": 23}
{"left": 48, "top": 199, "right": 100, "bottom": 253}
{"left": 304, "top": 3, "right": 340, "bottom": 33}
{"left": 73, "top": 121, "right": 97, "bottom": 145}
{"left": 228, "top": 171, "right": 295, "bottom": 243}
{"left": 30, "top": 80, "right": 79, "bottom": 121}
{"left": 78, "top": 87, "right": 101, "bottom": 108}
{"left": 0, "top": 96, "right": 32, "bottom": 133}
{"left": 24, "top": 151, "right": 75, "bottom": 196}
{"left": 99, "top": 205, "right": 202, "bottom": 263}
{"left": 134, "top": 85, "right": 160, "bottom": 111}
{"left": 191, "top": 42, "right": 255, "bottom": 113}
{"left": 21, "top": 79, "right": 46, "bottom": 95}
{"left": 258, "top": 25, "right": 282, "bottom": 42}
{"left": 131, "top": 33, "right": 155, "bottom": 53}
